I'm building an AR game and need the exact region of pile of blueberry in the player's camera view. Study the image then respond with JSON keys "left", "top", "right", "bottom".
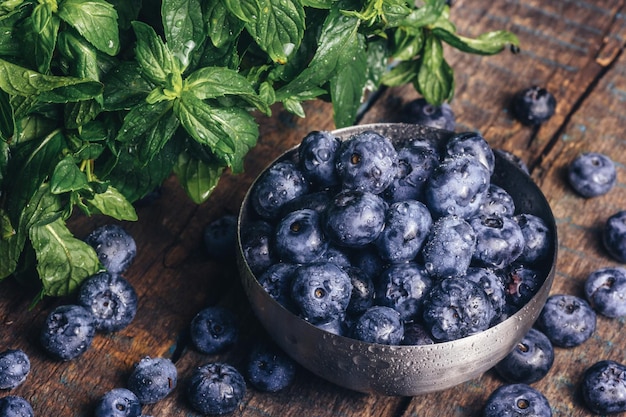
{"left": 242, "top": 128, "right": 554, "bottom": 345}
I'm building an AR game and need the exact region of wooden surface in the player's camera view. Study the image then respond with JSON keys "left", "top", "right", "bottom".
{"left": 2, "top": 0, "right": 626, "bottom": 416}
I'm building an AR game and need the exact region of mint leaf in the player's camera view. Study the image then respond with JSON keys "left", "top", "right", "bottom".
{"left": 173, "top": 151, "right": 224, "bottom": 204}
{"left": 131, "top": 21, "right": 179, "bottom": 85}
{"left": 204, "top": 0, "right": 244, "bottom": 48}
{"left": 433, "top": 28, "right": 521, "bottom": 55}
{"left": 161, "top": 0, "right": 205, "bottom": 59}
{"left": 398, "top": 0, "right": 446, "bottom": 30}
{"left": 50, "top": 155, "right": 90, "bottom": 194}
{"left": 136, "top": 107, "right": 180, "bottom": 165}
{"left": 0, "top": 89, "right": 13, "bottom": 141}
{"left": 103, "top": 62, "right": 155, "bottom": 111}
{"left": 26, "top": 2, "right": 60, "bottom": 73}
{"left": 57, "top": 0, "right": 120, "bottom": 56}
{"left": 115, "top": 99, "right": 175, "bottom": 143}
{"left": 0, "top": 208, "right": 19, "bottom": 279}
{"left": 417, "top": 33, "right": 454, "bottom": 105}
{"left": 86, "top": 185, "right": 138, "bottom": 221}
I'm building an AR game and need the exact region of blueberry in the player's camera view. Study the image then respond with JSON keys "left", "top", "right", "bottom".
{"left": 478, "top": 184, "right": 516, "bottom": 218}
{"left": 511, "top": 86, "right": 556, "bottom": 126}
{"left": 603, "top": 210, "right": 626, "bottom": 263}
{"left": 323, "top": 190, "right": 386, "bottom": 248}
{"left": 584, "top": 267, "right": 626, "bottom": 318}
{"left": 0, "top": 349, "right": 30, "bottom": 390}
{"left": 85, "top": 224, "right": 137, "bottom": 274}
{"left": 0, "top": 396, "right": 34, "bottom": 417}
{"left": 250, "top": 160, "right": 310, "bottom": 220}
{"left": 375, "top": 200, "right": 432, "bottom": 263}
{"left": 470, "top": 215, "right": 525, "bottom": 269}
{"left": 567, "top": 152, "right": 616, "bottom": 198}
{"left": 494, "top": 149, "right": 530, "bottom": 175}
{"left": 422, "top": 215, "right": 477, "bottom": 279}
{"left": 400, "top": 97, "right": 456, "bottom": 131}
{"left": 513, "top": 213, "right": 553, "bottom": 264}
{"left": 582, "top": 360, "right": 626, "bottom": 415}
{"left": 345, "top": 266, "right": 375, "bottom": 316}
{"left": 314, "top": 317, "right": 347, "bottom": 336}
{"left": 190, "top": 306, "right": 239, "bottom": 355}
{"left": 274, "top": 209, "right": 328, "bottom": 264}
{"left": 246, "top": 343, "right": 297, "bottom": 392}
{"left": 503, "top": 265, "right": 543, "bottom": 311}
{"left": 317, "top": 245, "right": 352, "bottom": 270}
{"left": 351, "top": 306, "right": 404, "bottom": 345}
{"left": 347, "top": 245, "right": 385, "bottom": 281}
{"left": 279, "top": 190, "right": 333, "bottom": 218}
{"left": 536, "top": 294, "right": 596, "bottom": 348}
{"left": 94, "top": 388, "right": 142, "bottom": 417}
{"left": 494, "top": 328, "right": 554, "bottom": 384}
{"left": 297, "top": 130, "right": 341, "bottom": 188}
{"left": 127, "top": 356, "right": 177, "bottom": 404}
{"left": 241, "top": 220, "right": 276, "bottom": 276}
{"left": 257, "top": 262, "right": 299, "bottom": 310}
{"left": 186, "top": 362, "right": 246, "bottom": 415}
{"left": 40, "top": 304, "right": 96, "bottom": 361}
{"left": 425, "top": 155, "right": 490, "bottom": 219}
{"left": 376, "top": 262, "right": 433, "bottom": 321}
{"left": 203, "top": 214, "right": 238, "bottom": 260}
{"left": 290, "top": 262, "right": 352, "bottom": 324}
{"left": 335, "top": 130, "right": 398, "bottom": 194}
{"left": 401, "top": 322, "right": 435, "bottom": 345}
{"left": 464, "top": 267, "right": 507, "bottom": 323}
{"left": 445, "top": 131, "right": 495, "bottom": 174}
{"left": 77, "top": 272, "right": 138, "bottom": 333}
{"left": 383, "top": 145, "right": 439, "bottom": 203}
{"left": 422, "top": 277, "right": 495, "bottom": 342}
{"left": 483, "top": 383, "right": 552, "bottom": 417}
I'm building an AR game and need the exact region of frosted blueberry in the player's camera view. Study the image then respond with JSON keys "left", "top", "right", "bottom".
{"left": 400, "top": 97, "right": 456, "bottom": 131}
{"left": 584, "top": 267, "right": 626, "bottom": 318}
{"left": 94, "top": 388, "right": 142, "bottom": 417}
{"left": 190, "top": 306, "right": 239, "bottom": 355}
{"left": 422, "top": 215, "right": 476, "bottom": 279}
{"left": 478, "top": 184, "right": 516, "bottom": 218}
{"left": 0, "top": 349, "right": 30, "bottom": 390}
{"left": 494, "top": 328, "right": 554, "bottom": 384}
{"left": 127, "top": 356, "right": 177, "bottom": 404}
{"left": 187, "top": 362, "right": 246, "bottom": 415}
{"left": 297, "top": 130, "right": 341, "bottom": 188}
{"left": 250, "top": 160, "right": 309, "bottom": 220}
{"left": 274, "top": 208, "right": 328, "bottom": 264}
{"left": 511, "top": 86, "right": 556, "bottom": 126}
{"left": 376, "top": 262, "right": 432, "bottom": 321}
{"left": 483, "top": 383, "right": 552, "bottom": 417}
{"left": 567, "top": 152, "right": 616, "bottom": 198}
{"left": 470, "top": 215, "right": 525, "bottom": 269}
{"left": 383, "top": 145, "right": 439, "bottom": 203}
{"left": 241, "top": 220, "right": 275, "bottom": 276}
{"left": 40, "top": 304, "right": 96, "bottom": 361}
{"left": 464, "top": 267, "right": 507, "bottom": 324}
{"left": 582, "top": 360, "right": 626, "bottom": 415}
{"left": 351, "top": 306, "right": 404, "bottom": 345}
{"left": 85, "top": 224, "right": 137, "bottom": 274}
{"left": 246, "top": 343, "right": 297, "bottom": 392}
{"left": 445, "top": 131, "right": 495, "bottom": 174}
{"left": 514, "top": 213, "right": 553, "bottom": 264}
{"left": 203, "top": 214, "right": 238, "bottom": 260}
{"left": 536, "top": 294, "right": 596, "bottom": 348}
{"left": 257, "top": 263, "right": 299, "bottom": 310}
{"left": 0, "top": 396, "right": 34, "bottom": 417}
{"left": 603, "top": 210, "right": 626, "bottom": 263}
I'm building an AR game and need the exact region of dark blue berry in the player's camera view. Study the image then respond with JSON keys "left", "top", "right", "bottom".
{"left": 478, "top": 184, "right": 516, "bottom": 218}
{"left": 127, "top": 356, "right": 177, "bottom": 404}
{"left": 494, "top": 328, "right": 554, "bottom": 384}
{"left": 241, "top": 220, "right": 276, "bottom": 276}
{"left": 0, "top": 349, "right": 30, "bottom": 390}
{"left": 40, "top": 304, "right": 96, "bottom": 361}
{"left": 603, "top": 210, "right": 626, "bottom": 263}
{"left": 290, "top": 262, "right": 352, "bottom": 324}
{"left": 279, "top": 190, "right": 333, "bottom": 218}
{"left": 190, "top": 306, "right": 239, "bottom": 355}
{"left": 494, "top": 149, "right": 530, "bottom": 175}
{"left": 375, "top": 200, "right": 432, "bottom": 263}
{"left": 512, "top": 86, "right": 556, "bottom": 126}
{"left": 77, "top": 272, "right": 138, "bottom": 333}
{"left": 514, "top": 213, "right": 553, "bottom": 264}
{"left": 345, "top": 266, "right": 375, "bottom": 316}
{"left": 582, "top": 360, "right": 626, "bottom": 415}
{"left": 375, "top": 262, "right": 433, "bottom": 321}
{"left": 85, "top": 224, "right": 137, "bottom": 274}
{"left": 401, "top": 322, "right": 435, "bottom": 345}
{"left": 203, "top": 214, "right": 238, "bottom": 260}
{"left": 318, "top": 245, "right": 352, "bottom": 270}
{"left": 351, "top": 306, "right": 404, "bottom": 345}
{"left": 335, "top": 130, "right": 398, "bottom": 194}
{"left": 584, "top": 267, "right": 626, "bottom": 318}
{"left": 274, "top": 209, "right": 328, "bottom": 264}
{"left": 504, "top": 265, "right": 543, "bottom": 311}
{"left": 348, "top": 245, "right": 385, "bottom": 281}
{"left": 0, "top": 396, "right": 34, "bottom": 417}
{"left": 297, "top": 130, "right": 341, "bottom": 188}
{"left": 536, "top": 294, "right": 596, "bottom": 348}
{"left": 250, "top": 160, "right": 310, "bottom": 220}
{"left": 470, "top": 215, "right": 525, "bottom": 269}
{"left": 422, "top": 277, "right": 495, "bottom": 342}
{"left": 186, "top": 362, "right": 246, "bottom": 415}
{"left": 246, "top": 343, "right": 297, "bottom": 392}
{"left": 323, "top": 190, "right": 386, "bottom": 248}
{"left": 94, "top": 388, "right": 142, "bottom": 417}
{"left": 483, "top": 383, "right": 552, "bottom": 417}
{"left": 400, "top": 98, "right": 456, "bottom": 131}
{"left": 567, "top": 152, "right": 616, "bottom": 198}
{"left": 464, "top": 267, "right": 507, "bottom": 323}
{"left": 383, "top": 145, "right": 439, "bottom": 203}
{"left": 445, "top": 131, "right": 495, "bottom": 174}
{"left": 257, "top": 263, "right": 299, "bottom": 310}
{"left": 422, "top": 215, "right": 476, "bottom": 279}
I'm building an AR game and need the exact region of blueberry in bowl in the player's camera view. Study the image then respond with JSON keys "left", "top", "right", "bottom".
{"left": 237, "top": 123, "right": 557, "bottom": 396}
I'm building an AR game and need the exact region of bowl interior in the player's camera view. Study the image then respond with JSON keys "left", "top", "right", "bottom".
{"left": 237, "top": 123, "right": 557, "bottom": 396}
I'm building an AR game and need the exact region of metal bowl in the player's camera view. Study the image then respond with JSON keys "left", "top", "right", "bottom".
{"left": 236, "top": 123, "right": 557, "bottom": 396}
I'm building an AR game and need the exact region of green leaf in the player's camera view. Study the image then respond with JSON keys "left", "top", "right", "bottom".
{"left": 26, "top": 2, "right": 60, "bottom": 73}
{"left": 85, "top": 185, "right": 138, "bottom": 221}
{"left": 64, "top": 98, "right": 102, "bottom": 129}
{"left": 0, "top": 208, "right": 19, "bottom": 279}
{"left": 392, "top": 28, "right": 424, "bottom": 61}
{"left": 30, "top": 216, "right": 100, "bottom": 296}
{"left": 365, "top": 37, "right": 388, "bottom": 90}
{"left": 282, "top": 97, "right": 305, "bottom": 118}
{"left": 0, "top": 89, "right": 13, "bottom": 141}
{"left": 417, "top": 34, "right": 454, "bottom": 105}
{"left": 301, "top": 0, "right": 334, "bottom": 8}
{"left": 433, "top": 28, "right": 520, "bottom": 55}
{"left": 131, "top": 21, "right": 179, "bottom": 85}
{"left": 203, "top": 0, "right": 244, "bottom": 48}
{"left": 136, "top": 107, "right": 180, "bottom": 165}
{"left": 106, "top": 0, "right": 141, "bottom": 30}
{"left": 161, "top": 0, "right": 205, "bottom": 61}
{"left": 115, "top": 99, "right": 174, "bottom": 143}
{"left": 102, "top": 61, "right": 154, "bottom": 111}
{"left": 57, "top": 0, "right": 120, "bottom": 56}
{"left": 57, "top": 30, "right": 102, "bottom": 81}
{"left": 50, "top": 155, "right": 90, "bottom": 194}
{"left": 173, "top": 151, "right": 224, "bottom": 204}
{"left": 399, "top": 0, "right": 446, "bottom": 31}
{"left": 0, "top": 2, "right": 28, "bottom": 57}
{"left": 380, "top": 60, "right": 419, "bottom": 87}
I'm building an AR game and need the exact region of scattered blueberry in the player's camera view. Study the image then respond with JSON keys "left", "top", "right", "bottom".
{"left": 483, "top": 383, "right": 552, "bottom": 417}
{"left": 250, "top": 160, "right": 310, "bottom": 220}
{"left": 40, "top": 304, "right": 96, "bottom": 361}
{"left": 478, "top": 184, "right": 516, "bottom": 218}
{"left": 189, "top": 306, "right": 239, "bottom": 355}
{"left": 77, "top": 272, "right": 138, "bottom": 333}
{"left": 511, "top": 86, "right": 556, "bottom": 126}
{"left": 323, "top": 190, "right": 386, "bottom": 247}
{"left": 203, "top": 214, "right": 238, "bottom": 260}
{"left": 186, "top": 362, "right": 246, "bottom": 415}
{"left": 469, "top": 215, "right": 525, "bottom": 269}
{"left": 240, "top": 220, "right": 275, "bottom": 276}
{"left": 536, "top": 294, "right": 596, "bottom": 348}
{"left": 351, "top": 306, "right": 404, "bottom": 345}
{"left": 85, "top": 224, "right": 137, "bottom": 274}
{"left": 422, "top": 215, "right": 476, "bottom": 279}
{"left": 297, "top": 130, "right": 341, "bottom": 188}
{"left": 375, "top": 262, "right": 432, "bottom": 321}
{"left": 383, "top": 145, "right": 439, "bottom": 203}
{"left": 445, "top": 131, "right": 495, "bottom": 174}
{"left": 400, "top": 97, "right": 456, "bottom": 131}
{"left": 513, "top": 213, "right": 553, "bottom": 264}
{"left": 584, "top": 267, "right": 626, "bottom": 318}
{"left": 274, "top": 208, "right": 328, "bottom": 264}
{"left": 603, "top": 210, "right": 626, "bottom": 263}
{"left": 94, "top": 388, "right": 142, "bottom": 417}
{"left": 581, "top": 360, "right": 626, "bottom": 415}
{"left": 0, "top": 349, "right": 30, "bottom": 390}
{"left": 494, "top": 328, "right": 554, "bottom": 384}
{"left": 567, "top": 152, "right": 616, "bottom": 198}
{"left": 401, "top": 322, "right": 435, "bottom": 345}
{"left": 0, "top": 395, "right": 34, "bottom": 417}
{"left": 246, "top": 343, "right": 297, "bottom": 392}
{"left": 127, "top": 356, "right": 177, "bottom": 404}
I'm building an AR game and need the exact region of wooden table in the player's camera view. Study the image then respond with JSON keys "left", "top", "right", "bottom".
{"left": 2, "top": 0, "right": 625, "bottom": 416}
